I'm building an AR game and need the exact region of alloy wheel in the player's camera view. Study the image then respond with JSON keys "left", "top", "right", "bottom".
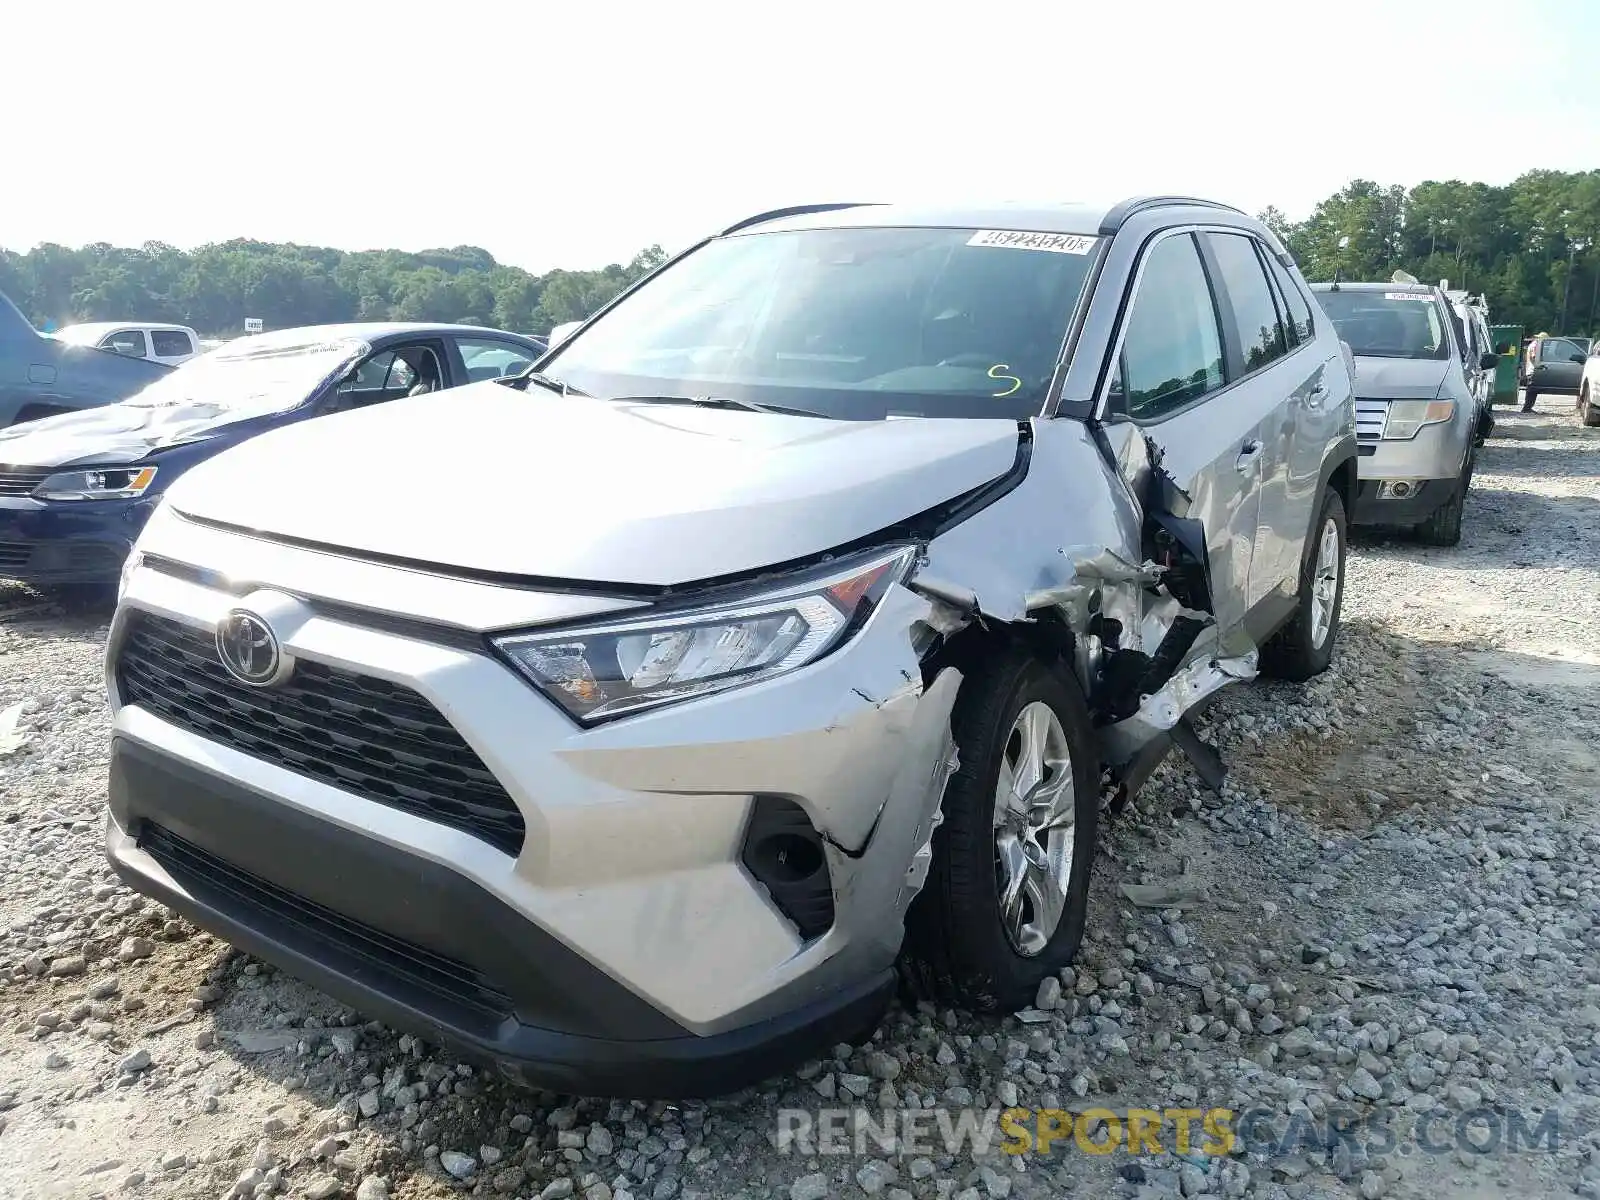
{"left": 1309, "top": 516, "right": 1341, "bottom": 649}
{"left": 992, "top": 701, "right": 1077, "bottom": 957}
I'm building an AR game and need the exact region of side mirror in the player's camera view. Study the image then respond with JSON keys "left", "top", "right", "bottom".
{"left": 1571, "top": 353, "right": 1587, "bottom": 364}
{"left": 1479, "top": 352, "right": 1500, "bottom": 370}
{"left": 547, "top": 320, "right": 582, "bottom": 350}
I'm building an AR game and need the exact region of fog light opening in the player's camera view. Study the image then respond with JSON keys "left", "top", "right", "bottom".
{"left": 740, "top": 796, "right": 836, "bottom": 939}
{"left": 749, "top": 833, "right": 824, "bottom": 883}
{"left": 1377, "top": 479, "right": 1420, "bottom": 500}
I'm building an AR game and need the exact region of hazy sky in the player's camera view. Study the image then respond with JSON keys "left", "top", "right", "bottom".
{"left": 6, "top": 0, "right": 1596, "bottom": 274}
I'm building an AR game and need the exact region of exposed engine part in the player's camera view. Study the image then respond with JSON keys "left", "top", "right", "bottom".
{"left": 1097, "top": 614, "right": 1209, "bottom": 722}
{"left": 1100, "top": 647, "right": 1258, "bottom": 766}
{"left": 1146, "top": 513, "right": 1213, "bottom": 613}
{"left": 1074, "top": 632, "right": 1104, "bottom": 701}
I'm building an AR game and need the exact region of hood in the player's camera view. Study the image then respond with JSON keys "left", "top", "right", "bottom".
{"left": 166, "top": 383, "right": 1024, "bottom": 586}
{"left": 1350, "top": 356, "right": 1450, "bottom": 400}
{"left": 0, "top": 399, "right": 256, "bottom": 467}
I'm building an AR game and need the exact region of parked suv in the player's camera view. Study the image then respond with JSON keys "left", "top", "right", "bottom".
{"left": 1310, "top": 282, "right": 1491, "bottom": 546}
{"left": 105, "top": 198, "right": 1357, "bottom": 1097}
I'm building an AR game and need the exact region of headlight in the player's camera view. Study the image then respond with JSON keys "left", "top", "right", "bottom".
{"left": 1382, "top": 399, "right": 1455, "bottom": 440}
{"left": 33, "top": 465, "right": 158, "bottom": 500}
{"left": 494, "top": 545, "right": 918, "bottom": 723}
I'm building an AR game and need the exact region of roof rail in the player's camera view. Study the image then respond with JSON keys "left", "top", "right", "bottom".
{"left": 719, "top": 202, "right": 881, "bottom": 237}
{"left": 1098, "top": 195, "right": 1245, "bottom": 235}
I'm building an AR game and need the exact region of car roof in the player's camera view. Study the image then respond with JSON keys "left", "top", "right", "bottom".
{"left": 55, "top": 320, "right": 197, "bottom": 336}
{"left": 718, "top": 196, "right": 1247, "bottom": 239}
{"left": 222, "top": 322, "right": 539, "bottom": 349}
{"left": 1307, "top": 281, "right": 1444, "bottom": 299}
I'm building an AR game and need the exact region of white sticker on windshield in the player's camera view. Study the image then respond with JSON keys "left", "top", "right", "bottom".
{"left": 1384, "top": 292, "right": 1433, "bottom": 301}
{"left": 968, "top": 230, "right": 1097, "bottom": 254}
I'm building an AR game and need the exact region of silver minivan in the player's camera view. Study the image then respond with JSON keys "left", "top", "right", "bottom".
{"left": 1310, "top": 282, "right": 1494, "bottom": 546}
{"left": 104, "top": 198, "right": 1358, "bottom": 1097}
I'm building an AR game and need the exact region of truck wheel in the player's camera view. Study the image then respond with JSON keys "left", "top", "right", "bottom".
{"left": 1581, "top": 385, "right": 1600, "bottom": 427}
{"left": 1260, "top": 487, "right": 1346, "bottom": 681}
{"left": 901, "top": 648, "right": 1097, "bottom": 1012}
{"left": 1414, "top": 455, "right": 1472, "bottom": 547}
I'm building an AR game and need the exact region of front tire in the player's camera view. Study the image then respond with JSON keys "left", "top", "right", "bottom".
{"left": 1581, "top": 385, "right": 1600, "bottom": 427}
{"left": 1260, "top": 487, "right": 1347, "bottom": 681}
{"left": 1414, "top": 452, "right": 1473, "bottom": 547}
{"left": 901, "top": 649, "right": 1098, "bottom": 1012}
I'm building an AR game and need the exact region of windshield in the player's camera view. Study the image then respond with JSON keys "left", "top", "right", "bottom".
{"left": 541, "top": 225, "right": 1101, "bottom": 419}
{"left": 1315, "top": 290, "right": 1450, "bottom": 360}
{"left": 121, "top": 338, "right": 366, "bottom": 417}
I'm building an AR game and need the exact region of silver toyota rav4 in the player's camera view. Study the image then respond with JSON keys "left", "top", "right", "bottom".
{"left": 1309, "top": 281, "right": 1494, "bottom": 546}
{"left": 104, "top": 198, "right": 1358, "bottom": 1098}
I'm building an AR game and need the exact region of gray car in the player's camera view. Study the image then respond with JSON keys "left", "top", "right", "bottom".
{"left": 1309, "top": 282, "right": 1493, "bottom": 546}
{"left": 103, "top": 197, "right": 1358, "bottom": 1097}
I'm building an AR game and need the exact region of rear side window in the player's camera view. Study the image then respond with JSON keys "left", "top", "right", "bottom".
{"left": 457, "top": 337, "right": 535, "bottom": 382}
{"left": 1265, "top": 256, "right": 1315, "bottom": 346}
{"left": 1205, "top": 233, "right": 1287, "bottom": 371}
{"left": 150, "top": 329, "right": 193, "bottom": 357}
{"left": 1116, "top": 233, "right": 1226, "bottom": 420}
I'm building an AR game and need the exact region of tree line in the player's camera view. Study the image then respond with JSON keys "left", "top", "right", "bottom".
{"left": 4, "top": 168, "right": 1598, "bottom": 339}
{"left": 1261, "top": 169, "right": 1600, "bottom": 335}
{"left": 0, "top": 240, "right": 669, "bottom": 338}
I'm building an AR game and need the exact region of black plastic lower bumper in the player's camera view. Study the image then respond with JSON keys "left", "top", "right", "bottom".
{"left": 0, "top": 536, "right": 129, "bottom": 584}
{"left": 105, "top": 737, "right": 892, "bottom": 1098}
{"left": 0, "top": 497, "right": 146, "bottom": 585}
{"left": 1350, "top": 479, "right": 1450, "bottom": 527}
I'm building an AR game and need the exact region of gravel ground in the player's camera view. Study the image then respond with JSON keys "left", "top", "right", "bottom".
{"left": 1, "top": 394, "right": 1598, "bottom": 1200}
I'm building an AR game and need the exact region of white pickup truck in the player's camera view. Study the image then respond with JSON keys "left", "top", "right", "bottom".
{"left": 51, "top": 321, "right": 201, "bottom": 366}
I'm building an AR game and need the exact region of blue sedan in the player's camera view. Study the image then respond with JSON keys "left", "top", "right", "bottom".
{"left": 0, "top": 322, "right": 546, "bottom": 590}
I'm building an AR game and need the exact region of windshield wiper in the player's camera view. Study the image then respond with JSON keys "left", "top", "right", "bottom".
{"left": 509, "top": 370, "right": 588, "bottom": 398}
{"left": 606, "top": 393, "right": 826, "bottom": 418}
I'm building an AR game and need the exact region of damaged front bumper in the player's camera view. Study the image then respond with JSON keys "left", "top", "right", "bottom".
{"left": 104, "top": 517, "right": 964, "bottom": 1095}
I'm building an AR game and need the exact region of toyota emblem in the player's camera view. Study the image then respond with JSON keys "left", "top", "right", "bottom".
{"left": 215, "top": 609, "right": 292, "bottom": 687}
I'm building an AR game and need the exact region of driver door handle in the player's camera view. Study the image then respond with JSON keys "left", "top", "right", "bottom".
{"left": 1235, "top": 439, "right": 1263, "bottom": 473}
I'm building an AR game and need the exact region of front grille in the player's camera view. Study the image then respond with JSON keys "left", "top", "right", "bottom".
{"left": 1354, "top": 398, "right": 1389, "bottom": 441}
{"left": 140, "top": 823, "right": 513, "bottom": 1020}
{"left": 115, "top": 611, "right": 526, "bottom": 855}
{"left": 0, "top": 466, "right": 49, "bottom": 497}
